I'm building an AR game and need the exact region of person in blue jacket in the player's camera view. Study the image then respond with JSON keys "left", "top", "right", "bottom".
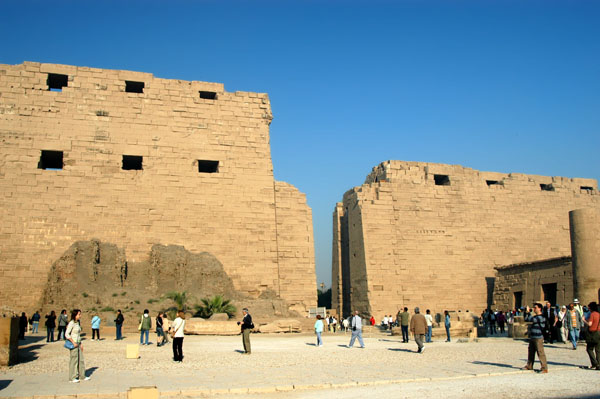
{"left": 91, "top": 314, "right": 101, "bottom": 341}
{"left": 314, "top": 315, "right": 324, "bottom": 347}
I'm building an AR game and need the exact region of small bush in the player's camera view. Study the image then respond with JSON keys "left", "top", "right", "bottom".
{"left": 134, "top": 300, "right": 140, "bottom": 305}
{"left": 147, "top": 299, "right": 158, "bottom": 304}
{"left": 112, "top": 293, "right": 118, "bottom": 297}
{"left": 121, "top": 292, "right": 127, "bottom": 296}
{"left": 101, "top": 306, "right": 114, "bottom": 312}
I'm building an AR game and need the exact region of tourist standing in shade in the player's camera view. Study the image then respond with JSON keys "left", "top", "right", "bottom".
{"left": 444, "top": 310, "right": 451, "bottom": 342}
{"left": 45, "top": 310, "right": 56, "bottom": 342}
{"left": 566, "top": 303, "right": 583, "bottom": 350}
{"left": 400, "top": 308, "right": 410, "bottom": 343}
{"left": 91, "top": 313, "right": 101, "bottom": 341}
{"left": 238, "top": 308, "right": 253, "bottom": 354}
{"left": 139, "top": 309, "right": 152, "bottom": 345}
{"left": 348, "top": 310, "right": 365, "bottom": 348}
{"left": 522, "top": 303, "right": 548, "bottom": 373}
{"left": 31, "top": 311, "right": 41, "bottom": 334}
{"left": 18, "top": 312, "right": 27, "bottom": 340}
{"left": 425, "top": 309, "right": 433, "bottom": 343}
{"left": 171, "top": 310, "right": 185, "bottom": 362}
{"left": 66, "top": 309, "right": 90, "bottom": 382}
{"left": 410, "top": 307, "right": 428, "bottom": 353}
{"left": 314, "top": 315, "right": 324, "bottom": 346}
{"left": 581, "top": 302, "right": 599, "bottom": 370}
{"left": 58, "top": 310, "right": 68, "bottom": 340}
{"left": 114, "top": 310, "right": 124, "bottom": 340}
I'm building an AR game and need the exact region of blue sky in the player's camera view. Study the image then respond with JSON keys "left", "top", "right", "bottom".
{"left": 2, "top": 0, "right": 599, "bottom": 287}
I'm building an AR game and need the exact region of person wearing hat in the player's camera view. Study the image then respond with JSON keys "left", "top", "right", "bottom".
{"left": 566, "top": 303, "right": 583, "bottom": 350}
{"left": 410, "top": 307, "right": 428, "bottom": 354}
{"left": 237, "top": 308, "right": 253, "bottom": 354}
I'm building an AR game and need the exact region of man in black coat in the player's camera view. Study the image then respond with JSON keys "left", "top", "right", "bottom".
{"left": 238, "top": 308, "right": 253, "bottom": 354}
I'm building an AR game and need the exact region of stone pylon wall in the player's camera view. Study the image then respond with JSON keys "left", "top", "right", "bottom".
{"left": 333, "top": 160, "right": 599, "bottom": 318}
{"left": 0, "top": 62, "right": 316, "bottom": 312}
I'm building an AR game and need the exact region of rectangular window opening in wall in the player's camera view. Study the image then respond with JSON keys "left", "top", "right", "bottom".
{"left": 122, "top": 155, "right": 143, "bottom": 170}
{"left": 199, "top": 91, "right": 217, "bottom": 100}
{"left": 434, "top": 174, "right": 450, "bottom": 186}
{"left": 47, "top": 73, "right": 68, "bottom": 91}
{"left": 486, "top": 180, "right": 500, "bottom": 186}
{"left": 540, "top": 183, "right": 554, "bottom": 191}
{"left": 38, "top": 150, "right": 63, "bottom": 170}
{"left": 198, "top": 160, "right": 219, "bottom": 173}
{"left": 125, "top": 81, "right": 144, "bottom": 93}
{"left": 581, "top": 186, "right": 594, "bottom": 192}
{"left": 541, "top": 283, "right": 557, "bottom": 305}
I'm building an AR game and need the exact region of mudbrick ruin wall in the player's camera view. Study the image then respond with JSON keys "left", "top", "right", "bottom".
{"left": 0, "top": 61, "right": 316, "bottom": 315}
{"left": 332, "top": 160, "right": 599, "bottom": 318}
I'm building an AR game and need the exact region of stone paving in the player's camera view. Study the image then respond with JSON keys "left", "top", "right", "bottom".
{"left": 0, "top": 330, "right": 598, "bottom": 398}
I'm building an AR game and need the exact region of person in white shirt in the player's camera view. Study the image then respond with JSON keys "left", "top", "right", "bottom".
{"left": 425, "top": 309, "right": 434, "bottom": 342}
{"left": 171, "top": 310, "right": 185, "bottom": 362}
{"left": 348, "top": 310, "right": 365, "bottom": 348}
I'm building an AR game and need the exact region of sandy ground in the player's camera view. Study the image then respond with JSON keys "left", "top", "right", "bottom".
{"left": 1, "top": 330, "right": 598, "bottom": 398}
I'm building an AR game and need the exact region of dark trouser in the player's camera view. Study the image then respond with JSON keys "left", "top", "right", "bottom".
{"left": 446, "top": 325, "right": 451, "bottom": 341}
{"left": 415, "top": 334, "right": 425, "bottom": 351}
{"left": 527, "top": 338, "right": 548, "bottom": 370}
{"left": 586, "top": 331, "right": 600, "bottom": 369}
{"left": 242, "top": 328, "right": 251, "bottom": 353}
{"left": 57, "top": 326, "right": 66, "bottom": 340}
{"left": 116, "top": 324, "right": 122, "bottom": 340}
{"left": 499, "top": 322, "right": 505, "bottom": 334}
{"left": 92, "top": 329, "right": 100, "bottom": 340}
{"left": 401, "top": 325, "right": 409, "bottom": 342}
{"left": 172, "top": 337, "right": 184, "bottom": 361}
{"left": 46, "top": 328, "right": 54, "bottom": 342}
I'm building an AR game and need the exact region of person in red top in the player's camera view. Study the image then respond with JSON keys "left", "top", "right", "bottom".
{"left": 370, "top": 316, "right": 375, "bottom": 326}
{"left": 582, "top": 302, "right": 600, "bottom": 370}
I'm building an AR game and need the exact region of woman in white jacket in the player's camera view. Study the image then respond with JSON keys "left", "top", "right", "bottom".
{"left": 65, "top": 309, "right": 89, "bottom": 382}
{"left": 171, "top": 310, "right": 185, "bottom": 362}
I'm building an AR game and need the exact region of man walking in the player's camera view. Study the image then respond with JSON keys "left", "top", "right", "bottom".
{"left": 566, "top": 303, "right": 583, "bottom": 350}
{"left": 400, "top": 307, "right": 410, "bottom": 343}
{"left": 348, "top": 311, "right": 365, "bottom": 348}
{"left": 523, "top": 303, "right": 548, "bottom": 373}
{"left": 237, "top": 308, "right": 253, "bottom": 354}
{"left": 410, "top": 307, "right": 428, "bottom": 353}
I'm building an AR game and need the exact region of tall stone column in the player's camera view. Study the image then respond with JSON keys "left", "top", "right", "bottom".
{"left": 569, "top": 208, "right": 600, "bottom": 305}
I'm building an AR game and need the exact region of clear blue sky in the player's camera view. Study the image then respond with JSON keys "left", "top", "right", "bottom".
{"left": 2, "top": 1, "right": 599, "bottom": 288}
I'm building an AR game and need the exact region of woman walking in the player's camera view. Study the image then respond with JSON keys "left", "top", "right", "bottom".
{"left": 444, "top": 310, "right": 451, "bottom": 342}
{"left": 171, "top": 310, "right": 185, "bottom": 362}
{"left": 45, "top": 310, "right": 56, "bottom": 342}
{"left": 65, "top": 309, "right": 89, "bottom": 382}
{"left": 156, "top": 312, "right": 165, "bottom": 347}
{"left": 114, "top": 310, "right": 124, "bottom": 340}
{"left": 314, "top": 315, "right": 324, "bottom": 346}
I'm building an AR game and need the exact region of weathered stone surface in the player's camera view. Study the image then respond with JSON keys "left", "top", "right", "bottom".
{"left": 209, "top": 313, "right": 230, "bottom": 321}
{"left": 257, "top": 319, "right": 302, "bottom": 333}
{"left": 333, "top": 160, "right": 599, "bottom": 318}
{"left": 0, "top": 317, "right": 19, "bottom": 366}
{"left": 184, "top": 319, "right": 240, "bottom": 335}
{"left": 0, "top": 62, "right": 316, "bottom": 315}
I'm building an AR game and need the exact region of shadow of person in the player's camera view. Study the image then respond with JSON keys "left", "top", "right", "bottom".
{"left": 0, "top": 380, "right": 12, "bottom": 391}
{"left": 470, "top": 361, "right": 520, "bottom": 369}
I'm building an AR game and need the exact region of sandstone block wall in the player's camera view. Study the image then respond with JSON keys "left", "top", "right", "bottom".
{"left": 333, "top": 160, "right": 599, "bottom": 318}
{"left": 0, "top": 62, "right": 316, "bottom": 313}
{"left": 492, "top": 257, "right": 573, "bottom": 311}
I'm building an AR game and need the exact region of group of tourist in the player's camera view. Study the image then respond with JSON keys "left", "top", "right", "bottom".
{"left": 314, "top": 308, "right": 453, "bottom": 350}
{"left": 522, "top": 300, "right": 600, "bottom": 373}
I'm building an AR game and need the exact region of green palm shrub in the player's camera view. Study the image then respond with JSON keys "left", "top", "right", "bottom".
{"left": 195, "top": 295, "right": 236, "bottom": 318}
